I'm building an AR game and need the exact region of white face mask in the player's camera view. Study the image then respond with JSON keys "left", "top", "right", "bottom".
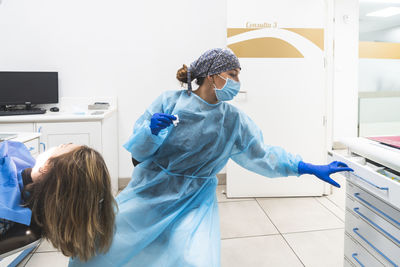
{"left": 32, "top": 147, "right": 57, "bottom": 174}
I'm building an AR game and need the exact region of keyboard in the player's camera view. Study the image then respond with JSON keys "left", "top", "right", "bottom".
{"left": 0, "top": 109, "right": 46, "bottom": 116}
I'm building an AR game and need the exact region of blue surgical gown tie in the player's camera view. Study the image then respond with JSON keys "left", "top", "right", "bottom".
{"left": 69, "top": 90, "right": 302, "bottom": 267}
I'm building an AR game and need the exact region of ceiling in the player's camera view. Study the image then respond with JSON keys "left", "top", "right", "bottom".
{"left": 360, "top": 0, "right": 400, "bottom": 33}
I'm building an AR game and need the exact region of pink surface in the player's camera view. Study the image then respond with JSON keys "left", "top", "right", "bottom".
{"left": 368, "top": 136, "right": 400, "bottom": 149}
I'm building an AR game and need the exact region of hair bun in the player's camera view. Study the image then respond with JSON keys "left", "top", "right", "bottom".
{"left": 176, "top": 64, "right": 188, "bottom": 84}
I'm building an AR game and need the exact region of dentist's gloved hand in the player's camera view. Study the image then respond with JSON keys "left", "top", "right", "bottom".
{"left": 150, "top": 113, "right": 177, "bottom": 136}
{"left": 298, "top": 161, "right": 353, "bottom": 188}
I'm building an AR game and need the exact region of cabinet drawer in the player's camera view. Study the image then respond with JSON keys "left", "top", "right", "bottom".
{"left": 347, "top": 181, "right": 400, "bottom": 234}
{"left": 346, "top": 210, "right": 400, "bottom": 267}
{"left": 344, "top": 232, "right": 385, "bottom": 267}
{"left": 330, "top": 151, "right": 400, "bottom": 209}
{"left": 23, "top": 139, "right": 39, "bottom": 156}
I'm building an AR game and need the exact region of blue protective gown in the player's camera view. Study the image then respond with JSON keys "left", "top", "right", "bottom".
{"left": 70, "top": 90, "right": 302, "bottom": 267}
{"left": 0, "top": 141, "right": 35, "bottom": 226}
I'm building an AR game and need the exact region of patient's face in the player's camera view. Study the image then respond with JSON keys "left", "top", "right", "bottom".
{"left": 31, "top": 143, "right": 82, "bottom": 182}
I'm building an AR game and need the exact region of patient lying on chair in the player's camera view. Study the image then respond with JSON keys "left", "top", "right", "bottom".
{"left": 0, "top": 142, "right": 117, "bottom": 262}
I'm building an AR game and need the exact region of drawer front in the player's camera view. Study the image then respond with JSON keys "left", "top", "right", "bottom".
{"left": 347, "top": 182, "right": 400, "bottom": 236}
{"left": 347, "top": 181, "right": 400, "bottom": 227}
{"left": 346, "top": 210, "right": 400, "bottom": 267}
{"left": 23, "top": 138, "right": 39, "bottom": 156}
{"left": 330, "top": 151, "right": 400, "bottom": 209}
{"left": 344, "top": 232, "right": 385, "bottom": 267}
{"left": 347, "top": 172, "right": 391, "bottom": 203}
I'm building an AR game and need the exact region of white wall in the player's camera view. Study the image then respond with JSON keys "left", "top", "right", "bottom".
{"left": 0, "top": 0, "right": 360, "bottom": 176}
{"left": 0, "top": 0, "right": 227, "bottom": 178}
{"left": 358, "top": 13, "right": 400, "bottom": 136}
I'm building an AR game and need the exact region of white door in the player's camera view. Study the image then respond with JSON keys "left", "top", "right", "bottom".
{"left": 226, "top": 0, "right": 329, "bottom": 197}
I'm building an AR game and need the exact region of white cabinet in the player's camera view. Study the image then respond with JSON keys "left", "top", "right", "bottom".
{"left": 329, "top": 139, "right": 400, "bottom": 267}
{"left": 0, "top": 110, "right": 119, "bottom": 194}
{"left": 36, "top": 122, "right": 102, "bottom": 152}
{"left": 344, "top": 233, "right": 384, "bottom": 267}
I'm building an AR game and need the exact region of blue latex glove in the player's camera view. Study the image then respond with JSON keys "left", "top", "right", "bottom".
{"left": 150, "top": 113, "right": 176, "bottom": 136}
{"left": 298, "top": 161, "right": 353, "bottom": 188}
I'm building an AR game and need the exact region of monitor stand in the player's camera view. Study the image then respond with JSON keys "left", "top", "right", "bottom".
{"left": 24, "top": 103, "right": 43, "bottom": 111}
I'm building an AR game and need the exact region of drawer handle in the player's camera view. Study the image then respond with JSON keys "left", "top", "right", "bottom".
{"left": 351, "top": 173, "right": 389, "bottom": 191}
{"left": 353, "top": 228, "right": 398, "bottom": 267}
{"left": 40, "top": 142, "right": 46, "bottom": 152}
{"left": 354, "top": 193, "right": 400, "bottom": 227}
{"left": 28, "top": 147, "right": 34, "bottom": 152}
{"left": 353, "top": 207, "right": 400, "bottom": 245}
{"left": 351, "top": 253, "right": 365, "bottom": 267}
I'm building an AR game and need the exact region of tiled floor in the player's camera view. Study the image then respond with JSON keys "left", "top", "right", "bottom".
{"left": 8, "top": 175, "right": 346, "bottom": 267}
{"left": 219, "top": 172, "right": 346, "bottom": 267}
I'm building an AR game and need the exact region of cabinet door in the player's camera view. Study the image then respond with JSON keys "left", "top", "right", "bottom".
{"left": 0, "top": 123, "right": 35, "bottom": 132}
{"left": 36, "top": 122, "right": 102, "bottom": 152}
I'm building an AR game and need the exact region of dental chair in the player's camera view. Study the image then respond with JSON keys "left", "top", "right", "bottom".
{"left": 0, "top": 221, "right": 42, "bottom": 267}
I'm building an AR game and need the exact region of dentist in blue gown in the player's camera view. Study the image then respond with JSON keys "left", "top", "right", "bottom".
{"left": 70, "top": 48, "right": 352, "bottom": 267}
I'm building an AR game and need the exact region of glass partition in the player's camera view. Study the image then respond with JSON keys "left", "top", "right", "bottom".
{"left": 358, "top": 0, "right": 400, "bottom": 137}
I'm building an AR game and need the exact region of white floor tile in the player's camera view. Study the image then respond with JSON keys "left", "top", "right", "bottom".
{"left": 36, "top": 239, "right": 59, "bottom": 253}
{"left": 15, "top": 253, "right": 34, "bottom": 267}
{"left": 216, "top": 185, "right": 254, "bottom": 203}
{"left": 314, "top": 196, "right": 345, "bottom": 222}
{"left": 219, "top": 200, "right": 278, "bottom": 239}
{"left": 283, "top": 228, "right": 345, "bottom": 267}
{"left": 25, "top": 252, "right": 69, "bottom": 267}
{"left": 221, "top": 235, "right": 303, "bottom": 267}
{"left": 256, "top": 197, "right": 344, "bottom": 233}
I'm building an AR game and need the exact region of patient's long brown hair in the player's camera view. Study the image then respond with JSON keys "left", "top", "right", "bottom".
{"left": 25, "top": 146, "right": 116, "bottom": 262}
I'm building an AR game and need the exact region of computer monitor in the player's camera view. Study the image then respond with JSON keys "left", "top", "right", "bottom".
{"left": 0, "top": 71, "right": 58, "bottom": 106}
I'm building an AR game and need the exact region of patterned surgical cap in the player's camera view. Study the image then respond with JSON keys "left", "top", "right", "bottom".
{"left": 187, "top": 48, "right": 241, "bottom": 94}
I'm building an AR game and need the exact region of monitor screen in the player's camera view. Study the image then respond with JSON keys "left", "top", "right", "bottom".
{"left": 0, "top": 72, "right": 58, "bottom": 105}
